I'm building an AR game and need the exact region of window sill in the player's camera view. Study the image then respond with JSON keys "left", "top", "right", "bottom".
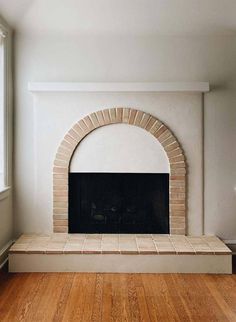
{"left": 0, "top": 186, "right": 11, "bottom": 201}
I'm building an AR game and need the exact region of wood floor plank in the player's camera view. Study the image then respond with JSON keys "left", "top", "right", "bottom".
{"left": 0, "top": 271, "right": 236, "bottom": 322}
{"left": 52, "top": 273, "right": 75, "bottom": 322}
{"left": 91, "top": 273, "right": 103, "bottom": 322}
{"left": 202, "top": 275, "right": 236, "bottom": 321}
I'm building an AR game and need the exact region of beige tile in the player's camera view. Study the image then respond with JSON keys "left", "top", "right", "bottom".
{"left": 64, "top": 241, "right": 84, "bottom": 253}
{"left": 9, "top": 243, "right": 29, "bottom": 253}
{"left": 136, "top": 238, "right": 157, "bottom": 254}
{"left": 86, "top": 234, "right": 102, "bottom": 240}
{"left": 119, "top": 239, "right": 138, "bottom": 254}
{"left": 101, "top": 241, "right": 120, "bottom": 254}
{"left": 152, "top": 234, "right": 170, "bottom": 242}
{"left": 83, "top": 239, "right": 102, "bottom": 254}
{"left": 46, "top": 242, "right": 65, "bottom": 254}
{"left": 136, "top": 234, "right": 151, "bottom": 238}
{"left": 68, "top": 234, "right": 86, "bottom": 240}
{"left": 51, "top": 233, "right": 68, "bottom": 241}
{"left": 27, "top": 243, "right": 47, "bottom": 254}
{"left": 119, "top": 234, "right": 136, "bottom": 240}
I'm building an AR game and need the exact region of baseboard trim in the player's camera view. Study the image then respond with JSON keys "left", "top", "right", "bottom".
{"left": 224, "top": 240, "right": 236, "bottom": 244}
{"left": 0, "top": 240, "right": 14, "bottom": 269}
{"left": 224, "top": 240, "right": 236, "bottom": 255}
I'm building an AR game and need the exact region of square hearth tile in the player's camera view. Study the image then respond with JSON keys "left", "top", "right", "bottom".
{"left": 9, "top": 243, "right": 29, "bottom": 253}
{"left": 83, "top": 239, "right": 102, "bottom": 253}
{"left": 16, "top": 235, "right": 35, "bottom": 244}
{"left": 136, "top": 234, "right": 152, "bottom": 238}
{"left": 152, "top": 235, "right": 170, "bottom": 242}
{"left": 68, "top": 234, "right": 86, "bottom": 241}
{"left": 155, "top": 242, "right": 176, "bottom": 254}
{"left": 46, "top": 242, "right": 66, "bottom": 254}
{"left": 119, "top": 239, "right": 138, "bottom": 254}
{"left": 50, "top": 233, "right": 69, "bottom": 241}
{"left": 64, "top": 242, "right": 84, "bottom": 253}
{"left": 119, "top": 234, "right": 136, "bottom": 240}
{"left": 27, "top": 243, "right": 48, "bottom": 254}
{"left": 101, "top": 244, "right": 120, "bottom": 254}
{"left": 85, "top": 234, "right": 102, "bottom": 240}
{"left": 136, "top": 237, "right": 157, "bottom": 254}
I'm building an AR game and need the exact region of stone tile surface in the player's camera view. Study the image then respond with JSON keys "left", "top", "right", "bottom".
{"left": 9, "top": 234, "right": 232, "bottom": 255}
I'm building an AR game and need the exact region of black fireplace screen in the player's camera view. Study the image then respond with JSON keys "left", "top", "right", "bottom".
{"left": 69, "top": 172, "right": 169, "bottom": 234}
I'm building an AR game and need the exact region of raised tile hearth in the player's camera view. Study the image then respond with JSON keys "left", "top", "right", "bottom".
{"left": 9, "top": 234, "right": 232, "bottom": 273}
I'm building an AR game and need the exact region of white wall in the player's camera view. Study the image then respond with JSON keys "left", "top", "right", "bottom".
{"left": 70, "top": 123, "right": 170, "bottom": 173}
{"left": 14, "top": 34, "right": 236, "bottom": 239}
{"left": 0, "top": 15, "right": 13, "bottom": 253}
{"left": 0, "top": 193, "right": 12, "bottom": 251}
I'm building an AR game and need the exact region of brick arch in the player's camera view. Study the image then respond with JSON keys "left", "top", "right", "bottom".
{"left": 53, "top": 108, "right": 187, "bottom": 235}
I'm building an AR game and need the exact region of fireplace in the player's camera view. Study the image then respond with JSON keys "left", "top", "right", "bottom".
{"left": 53, "top": 107, "right": 187, "bottom": 235}
{"left": 69, "top": 172, "right": 169, "bottom": 233}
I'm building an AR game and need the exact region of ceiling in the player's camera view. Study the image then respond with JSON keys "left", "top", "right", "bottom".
{"left": 0, "top": 0, "right": 236, "bottom": 36}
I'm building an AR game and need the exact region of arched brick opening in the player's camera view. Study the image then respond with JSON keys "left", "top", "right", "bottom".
{"left": 53, "top": 108, "right": 187, "bottom": 235}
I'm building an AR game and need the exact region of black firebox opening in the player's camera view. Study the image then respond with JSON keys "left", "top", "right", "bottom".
{"left": 69, "top": 172, "right": 169, "bottom": 234}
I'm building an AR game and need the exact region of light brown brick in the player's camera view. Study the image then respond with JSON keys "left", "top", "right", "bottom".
{"left": 64, "top": 134, "right": 77, "bottom": 146}
{"left": 53, "top": 167, "right": 68, "bottom": 174}
{"left": 128, "top": 109, "right": 137, "bottom": 124}
{"left": 171, "top": 204, "right": 186, "bottom": 211}
{"left": 57, "top": 146, "right": 71, "bottom": 156}
{"left": 170, "top": 162, "right": 186, "bottom": 169}
{"left": 116, "top": 108, "right": 123, "bottom": 122}
{"left": 109, "top": 108, "right": 116, "bottom": 123}
{"left": 53, "top": 219, "right": 68, "bottom": 226}
{"left": 170, "top": 192, "right": 185, "bottom": 200}
{"left": 53, "top": 214, "right": 68, "bottom": 220}
{"left": 90, "top": 112, "right": 100, "bottom": 127}
{"left": 170, "top": 175, "right": 186, "bottom": 181}
{"left": 54, "top": 226, "right": 68, "bottom": 233}
{"left": 53, "top": 201, "right": 68, "bottom": 208}
{"left": 170, "top": 167, "right": 187, "bottom": 175}
{"left": 73, "top": 123, "right": 84, "bottom": 136}
{"left": 134, "top": 110, "right": 144, "bottom": 126}
{"left": 170, "top": 209, "right": 186, "bottom": 216}
{"left": 78, "top": 119, "right": 89, "bottom": 133}
{"left": 61, "top": 140, "right": 74, "bottom": 152}
{"left": 145, "top": 117, "right": 156, "bottom": 130}
{"left": 54, "top": 196, "right": 68, "bottom": 202}
{"left": 149, "top": 120, "right": 162, "bottom": 134}
{"left": 54, "top": 191, "right": 68, "bottom": 197}
{"left": 139, "top": 113, "right": 150, "bottom": 128}
{"left": 55, "top": 153, "right": 70, "bottom": 162}
{"left": 95, "top": 110, "right": 105, "bottom": 126}
{"left": 158, "top": 129, "right": 172, "bottom": 143}
{"left": 170, "top": 186, "right": 186, "bottom": 193}
{"left": 165, "top": 142, "right": 180, "bottom": 152}
{"left": 167, "top": 148, "right": 183, "bottom": 158}
{"left": 102, "top": 109, "right": 111, "bottom": 124}
{"left": 170, "top": 228, "right": 186, "bottom": 235}
{"left": 153, "top": 125, "right": 167, "bottom": 139}
{"left": 53, "top": 208, "right": 68, "bottom": 215}
{"left": 170, "top": 154, "right": 185, "bottom": 163}
{"left": 162, "top": 136, "right": 176, "bottom": 147}
{"left": 54, "top": 159, "right": 68, "bottom": 167}
{"left": 122, "top": 108, "right": 130, "bottom": 123}
{"left": 83, "top": 116, "right": 95, "bottom": 131}
{"left": 68, "top": 128, "right": 81, "bottom": 141}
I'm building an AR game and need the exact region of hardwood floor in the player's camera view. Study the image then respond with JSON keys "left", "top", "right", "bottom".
{"left": 0, "top": 270, "right": 236, "bottom": 321}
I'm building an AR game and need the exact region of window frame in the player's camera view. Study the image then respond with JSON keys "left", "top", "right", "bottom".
{"left": 0, "top": 19, "right": 12, "bottom": 196}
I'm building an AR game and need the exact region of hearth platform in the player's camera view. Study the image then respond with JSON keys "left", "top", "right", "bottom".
{"left": 9, "top": 234, "right": 232, "bottom": 273}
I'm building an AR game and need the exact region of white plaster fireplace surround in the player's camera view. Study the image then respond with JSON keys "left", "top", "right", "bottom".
{"left": 53, "top": 108, "right": 187, "bottom": 234}
{"left": 28, "top": 84, "right": 205, "bottom": 236}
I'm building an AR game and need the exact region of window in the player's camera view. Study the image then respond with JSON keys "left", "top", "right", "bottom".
{"left": 0, "top": 24, "right": 12, "bottom": 192}
{"left": 0, "top": 31, "right": 5, "bottom": 189}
